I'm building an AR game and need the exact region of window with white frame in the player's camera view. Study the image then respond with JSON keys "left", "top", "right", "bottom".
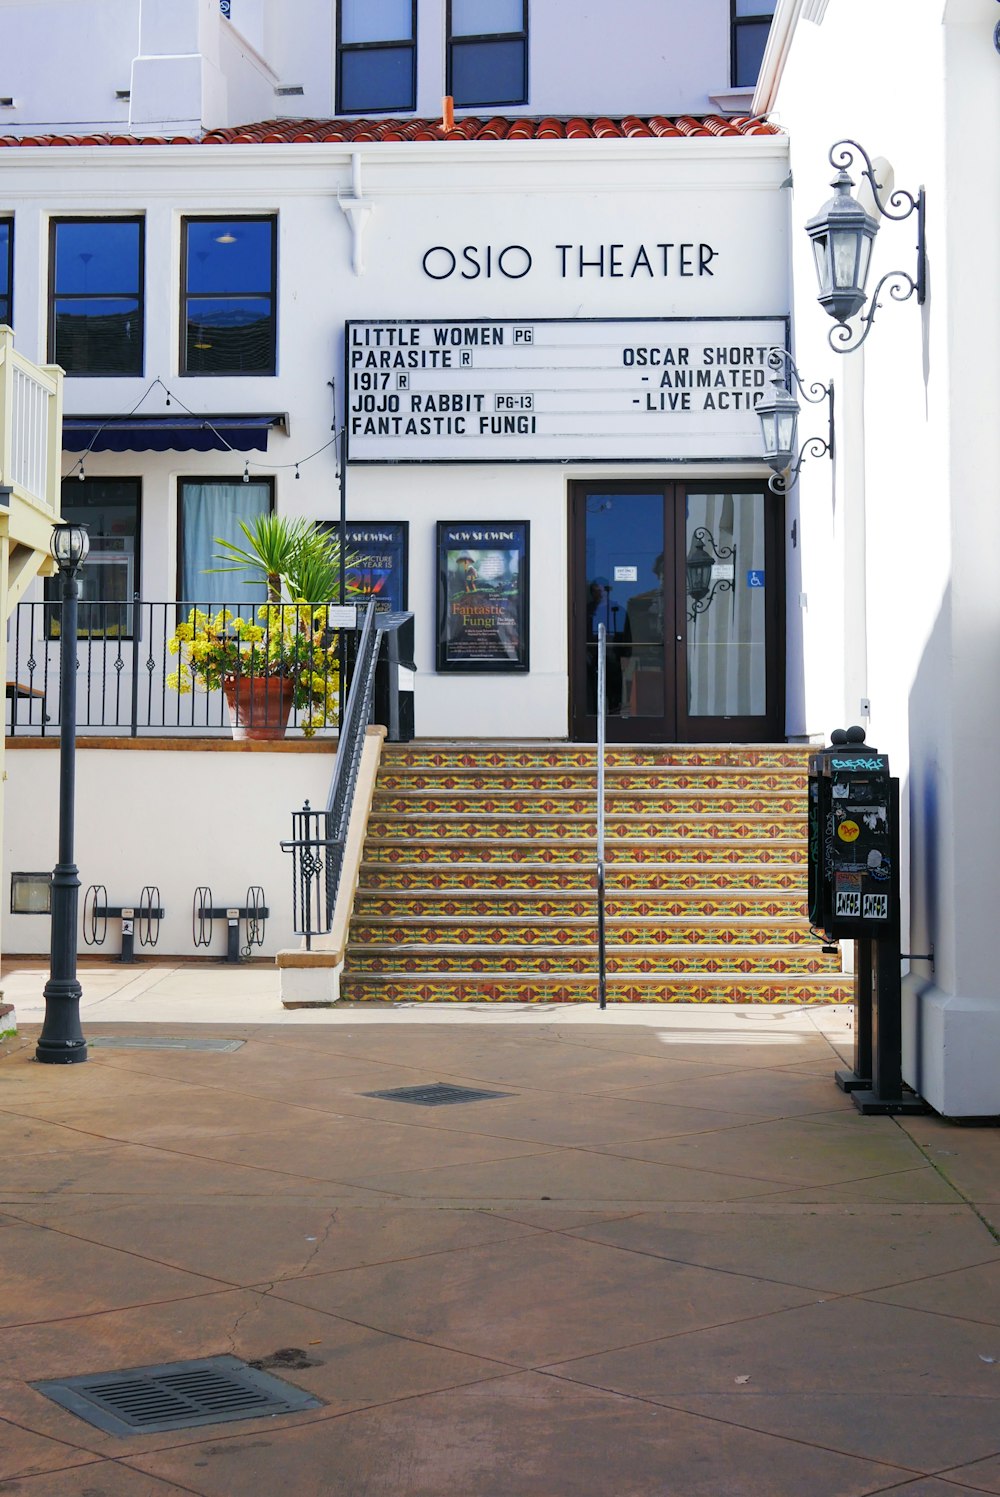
{"left": 337, "top": 0, "right": 416, "bottom": 114}
{"left": 181, "top": 217, "right": 277, "bottom": 376}
{"left": 48, "top": 218, "right": 144, "bottom": 376}
{"left": 448, "top": 0, "right": 528, "bottom": 107}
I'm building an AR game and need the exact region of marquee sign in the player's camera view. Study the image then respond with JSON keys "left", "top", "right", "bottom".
{"left": 345, "top": 317, "right": 786, "bottom": 464}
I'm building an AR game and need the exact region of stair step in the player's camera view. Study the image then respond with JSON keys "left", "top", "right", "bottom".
{"left": 367, "top": 814, "right": 806, "bottom": 837}
{"left": 354, "top": 893, "right": 809, "bottom": 919}
{"left": 345, "top": 945, "right": 839, "bottom": 975}
{"left": 376, "top": 769, "right": 808, "bottom": 793}
{"left": 364, "top": 840, "right": 805, "bottom": 865}
{"left": 384, "top": 745, "right": 813, "bottom": 770}
{"left": 358, "top": 863, "right": 807, "bottom": 889}
{"left": 339, "top": 972, "right": 854, "bottom": 1004}
{"left": 349, "top": 919, "right": 821, "bottom": 947}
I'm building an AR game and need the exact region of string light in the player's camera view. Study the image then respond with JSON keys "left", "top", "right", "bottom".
{"left": 242, "top": 459, "right": 250, "bottom": 483}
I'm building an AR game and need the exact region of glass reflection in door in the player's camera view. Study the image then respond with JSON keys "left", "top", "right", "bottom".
{"left": 684, "top": 490, "right": 767, "bottom": 719}
{"left": 584, "top": 492, "right": 665, "bottom": 721}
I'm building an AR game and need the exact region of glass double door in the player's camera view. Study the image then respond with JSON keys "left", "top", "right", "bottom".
{"left": 570, "top": 482, "right": 784, "bottom": 743}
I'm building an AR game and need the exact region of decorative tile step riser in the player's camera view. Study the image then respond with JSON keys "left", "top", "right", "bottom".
{"left": 373, "top": 795, "right": 805, "bottom": 817}
{"left": 358, "top": 867, "right": 808, "bottom": 891}
{"left": 386, "top": 748, "right": 813, "bottom": 771}
{"left": 339, "top": 978, "right": 855, "bottom": 1004}
{"left": 354, "top": 896, "right": 808, "bottom": 919}
{"left": 366, "top": 820, "right": 807, "bottom": 841}
{"left": 365, "top": 843, "right": 804, "bottom": 865}
{"left": 348, "top": 923, "right": 821, "bottom": 947}
{"left": 346, "top": 951, "right": 841, "bottom": 975}
{"left": 376, "top": 772, "right": 807, "bottom": 793}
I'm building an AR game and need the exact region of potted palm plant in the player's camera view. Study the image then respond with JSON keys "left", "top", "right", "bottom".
{"left": 167, "top": 516, "right": 347, "bottom": 739}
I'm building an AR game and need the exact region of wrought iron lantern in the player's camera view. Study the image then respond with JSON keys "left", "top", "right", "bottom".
{"left": 805, "top": 168, "right": 879, "bottom": 327}
{"left": 756, "top": 350, "right": 834, "bottom": 494}
{"left": 685, "top": 528, "right": 734, "bottom": 620}
{"left": 807, "top": 140, "right": 926, "bottom": 353}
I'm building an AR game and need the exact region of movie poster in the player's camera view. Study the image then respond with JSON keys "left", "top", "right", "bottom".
{"left": 436, "top": 522, "right": 529, "bottom": 672}
{"left": 318, "top": 521, "right": 408, "bottom": 613}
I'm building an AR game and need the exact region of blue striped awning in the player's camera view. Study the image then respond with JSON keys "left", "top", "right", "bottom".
{"left": 62, "top": 415, "right": 285, "bottom": 453}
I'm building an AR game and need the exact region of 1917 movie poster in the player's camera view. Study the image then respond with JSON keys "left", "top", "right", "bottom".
{"left": 436, "top": 522, "right": 529, "bottom": 672}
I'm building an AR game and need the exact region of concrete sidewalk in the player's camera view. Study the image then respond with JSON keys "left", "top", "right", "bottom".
{"left": 2, "top": 994, "right": 1000, "bottom": 1494}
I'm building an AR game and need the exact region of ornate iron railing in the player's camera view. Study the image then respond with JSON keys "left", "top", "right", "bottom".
{"left": 281, "top": 600, "right": 382, "bottom": 949}
{"left": 6, "top": 596, "right": 367, "bottom": 737}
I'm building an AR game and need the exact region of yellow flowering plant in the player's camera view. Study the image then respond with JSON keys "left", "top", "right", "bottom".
{"left": 167, "top": 604, "right": 340, "bottom": 735}
{"left": 167, "top": 515, "right": 351, "bottom": 735}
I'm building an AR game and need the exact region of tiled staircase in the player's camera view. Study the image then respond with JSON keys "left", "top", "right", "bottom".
{"left": 341, "top": 743, "right": 852, "bottom": 1004}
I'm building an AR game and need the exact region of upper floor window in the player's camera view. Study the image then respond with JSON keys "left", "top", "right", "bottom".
{"left": 0, "top": 219, "right": 11, "bottom": 327}
{"left": 181, "top": 217, "right": 276, "bottom": 376}
{"left": 448, "top": 0, "right": 528, "bottom": 107}
{"left": 338, "top": 0, "right": 416, "bottom": 114}
{"left": 49, "top": 218, "right": 144, "bottom": 376}
{"left": 732, "top": 0, "right": 776, "bottom": 88}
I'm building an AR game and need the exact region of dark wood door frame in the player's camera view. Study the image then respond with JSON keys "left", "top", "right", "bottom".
{"left": 568, "top": 479, "right": 785, "bottom": 744}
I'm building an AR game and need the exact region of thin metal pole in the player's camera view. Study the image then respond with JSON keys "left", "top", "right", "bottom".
{"left": 338, "top": 425, "right": 347, "bottom": 730}
{"left": 36, "top": 572, "right": 87, "bottom": 1063}
{"left": 597, "top": 622, "right": 607, "bottom": 1010}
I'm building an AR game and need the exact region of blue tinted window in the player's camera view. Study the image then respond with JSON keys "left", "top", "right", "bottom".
{"left": 340, "top": 47, "right": 415, "bottom": 112}
{"left": 183, "top": 218, "right": 276, "bottom": 375}
{"left": 448, "top": 1, "right": 527, "bottom": 107}
{"left": 733, "top": 16, "right": 773, "bottom": 86}
{"left": 186, "top": 221, "right": 272, "bottom": 294}
{"left": 452, "top": 39, "right": 525, "bottom": 105}
{"left": 50, "top": 219, "right": 143, "bottom": 375}
{"left": 338, "top": 0, "right": 416, "bottom": 113}
{"left": 0, "top": 220, "right": 11, "bottom": 326}
{"left": 54, "top": 220, "right": 141, "bottom": 295}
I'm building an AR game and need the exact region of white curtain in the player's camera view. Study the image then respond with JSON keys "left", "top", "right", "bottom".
{"left": 180, "top": 481, "right": 270, "bottom": 608}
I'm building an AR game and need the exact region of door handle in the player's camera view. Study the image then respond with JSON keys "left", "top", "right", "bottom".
{"left": 676, "top": 634, "right": 683, "bottom": 642}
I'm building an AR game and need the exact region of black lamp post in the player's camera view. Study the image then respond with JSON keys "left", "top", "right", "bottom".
{"left": 806, "top": 139, "right": 926, "bottom": 353}
{"left": 36, "top": 521, "right": 90, "bottom": 1065}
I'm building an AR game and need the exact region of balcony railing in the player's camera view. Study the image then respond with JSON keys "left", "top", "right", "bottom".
{"left": 6, "top": 597, "right": 367, "bottom": 738}
{"left": 0, "top": 325, "right": 62, "bottom": 516}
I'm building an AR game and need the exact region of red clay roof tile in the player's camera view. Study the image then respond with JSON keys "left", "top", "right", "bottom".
{"left": 0, "top": 114, "right": 779, "bottom": 148}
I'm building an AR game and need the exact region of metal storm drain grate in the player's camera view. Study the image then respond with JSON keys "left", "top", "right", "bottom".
{"left": 363, "top": 1082, "right": 513, "bottom": 1106}
{"left": 32, "top": 1356, "right": 322, "bottom": 1435}
{"left": 90, "top": 1037, "right": 245, "bottom": 1053}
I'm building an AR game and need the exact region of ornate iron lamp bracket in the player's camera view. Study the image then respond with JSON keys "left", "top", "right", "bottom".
{"left": 765, "top": 349, "right": 835, "bottom": 494}
{"left": 825, "top": 139, "right": 926, "bottom": 354}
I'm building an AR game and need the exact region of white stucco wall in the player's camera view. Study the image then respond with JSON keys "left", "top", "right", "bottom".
{"left": 4, "top": 745, "right": 333, "bottom": 957}
{"left": 3, "top": 134, "right": 790, "bottom": 741}
{"left": 767, "top": 0, "right": 1000, "bottom": 1113}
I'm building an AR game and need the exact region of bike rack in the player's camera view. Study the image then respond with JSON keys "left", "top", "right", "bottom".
{"left": 192, "top": 885, "right": 268, "bottom": 963}
{"left": 83, "top": 884, "right": 164, "bottom": 964}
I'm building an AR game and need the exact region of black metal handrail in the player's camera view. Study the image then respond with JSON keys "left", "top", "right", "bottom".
{"left": 6, "top": 596, "right": 367, "bottom": 737}
{"left": 281, "top": 599, "right": 382, "bottom": 950}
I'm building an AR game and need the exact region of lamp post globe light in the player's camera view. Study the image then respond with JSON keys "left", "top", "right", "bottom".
{"left": 36, "top": 521, "right": 90, "bottom": 1065}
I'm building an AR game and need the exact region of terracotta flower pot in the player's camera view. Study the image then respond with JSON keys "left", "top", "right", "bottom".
{"left": 222, "top": 673, "right": 294, "bottom": 740}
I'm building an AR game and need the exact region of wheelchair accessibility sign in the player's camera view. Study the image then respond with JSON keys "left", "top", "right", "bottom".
{"left": 747, "top": 570, "right": 766, "bottom": 589}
